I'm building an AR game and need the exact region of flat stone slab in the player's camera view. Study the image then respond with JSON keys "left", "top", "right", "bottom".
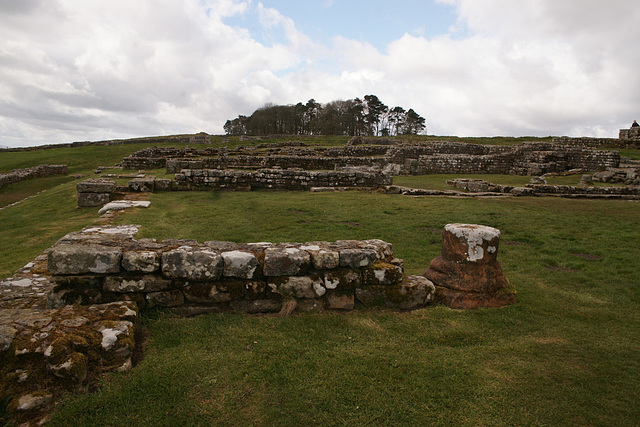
{"left": 98, "top": 200, "right": 151, "bottom": 215}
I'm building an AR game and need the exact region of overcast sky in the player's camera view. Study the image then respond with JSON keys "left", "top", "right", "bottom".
{"left": 1, "top": 0, "right": 639, "bottom": 147}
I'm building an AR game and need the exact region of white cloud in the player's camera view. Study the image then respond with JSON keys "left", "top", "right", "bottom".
{"left": 1, "top": 0, "right": 639, "bottom": 147}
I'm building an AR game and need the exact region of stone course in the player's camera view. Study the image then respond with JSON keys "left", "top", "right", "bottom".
{"left": 0, "top": 165, "right": 68, "bottom": 188}
{"left": 76, "top": 178, "right": 116, "bottom": 207}
{"left": 120, "top": 141, "right": 619, "bottom": 177}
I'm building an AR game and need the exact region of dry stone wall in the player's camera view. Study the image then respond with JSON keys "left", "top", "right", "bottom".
{"left": 120, "top": 141, "right": 619, "bottom": 177}
{"left": 173, "top": 168, "right": 392, "bottom": 191}
{"left": 0, "top": 165, "right": 67, "bottom": 188}
{"left": 45, "top": 226, "right": 434, "bottom": 314}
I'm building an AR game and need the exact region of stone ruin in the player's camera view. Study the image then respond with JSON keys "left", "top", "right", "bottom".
{"left": 119, "top": 140, "right": 620, "bottom": 177}
{"left": 0, "top": 165, "right": 68, "bottom": 188}
{"left": 424, "top": 224, "right": 516, "bottom": 309}
{"left": 0, "top": 223, "right": 515, "bottom": 423}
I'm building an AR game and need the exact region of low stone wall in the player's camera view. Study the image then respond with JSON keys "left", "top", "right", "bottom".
{"left": 0, "top": 165, "right": 67, "bottom": 187}
{"left": 173, "top": 168, "right": 392, "bottom": 191}
{"left": 447, "top": 178, "right": 640, "bottom": 199}
{"left": 45, "top": 226, "right": 433, "bottom": 313}
{"left": 553, "top": 135, "right": 640, "bottom": 149}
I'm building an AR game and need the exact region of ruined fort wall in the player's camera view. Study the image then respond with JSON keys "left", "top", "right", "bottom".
{"left": 0, "top": 165, "right": 68, "bottom": 187}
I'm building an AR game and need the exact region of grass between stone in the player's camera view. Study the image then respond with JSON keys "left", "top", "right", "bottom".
{"left": 1, "top": 139, "right": 639, "bottom": 425}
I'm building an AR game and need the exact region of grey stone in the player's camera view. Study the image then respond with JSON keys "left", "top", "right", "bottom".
{"left": 161, "top": 247, "right": 223, "bottom": 281}
{"left": 303, "top": 246, "right": 340, "bottom": 270}
{"left": 0, "top": 325, "right": 18, "bottom": 353}
{"left": 104, "top": 275, "right": 173, "bottom": 293}
{"left": 146, "top": 290, "right": 184, "bottom": 308}
{"left": 76, "top": 179, "right": 115, "bottom": 193}
{"left": 323, "top": 269, "right": 362, "bottom": 290}
{"left": 325, "top": 291, "right": 355, "bottom": 310}
{"left": 77, "top": 192, "right": 111, "bottom": 207}
{"left": 339, "top": 249, "right": 377, "bottom": 268}
{"left": 385, "top": 276, "right": 435, "bottom": 310}
{"left": 362, "top": 263, "right": 404, "bottom": 286}
{"left": 230, "top": 299, "right": 281, "bottom": 313}
{"left": 268, "top": 276, "right": 324, "bottom": 299}
{"left": 48, "top": 244, "right": 122, "bottom": 275}
{"left": 122, "top": 250, "right": 160, "bottom": 273}
{"left": 263, "top": 247, "right": 310, "bottom": 276}
{"left": 221, "top": 250, "right": 259, "bottom": 279}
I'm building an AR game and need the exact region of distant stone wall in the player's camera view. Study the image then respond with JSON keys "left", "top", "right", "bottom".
{"left": 553, "top": 134, "right": 640, "bottom": 149}
{"left": 0, "top": 165, "right": 67, "bottom": 187}
{"left": 119, "top": 141, "right": 620, "bottom": 177}
{"left": 173, "top": 168, "right": 392, "bottom": 190}
{"left": 447, "top": 178, "right": 640, "bottom": 198}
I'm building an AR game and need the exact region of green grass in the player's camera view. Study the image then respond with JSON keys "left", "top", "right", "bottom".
{"left": 1, "top": 140, "right": 639, "bottom": 426}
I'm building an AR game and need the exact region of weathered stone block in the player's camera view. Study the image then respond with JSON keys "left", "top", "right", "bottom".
{"left": 183, "top": 280, "right": 245, "bottom": 304}
{"left": 383, "top": 276, "right": 435, "bottom": 310}
{"left": 146, "top": 290, "right": 184, "bottom": 308}
{"left": 362, "top": 261, "right": 404, "bottom": 286}
{"left": 128, "top": 177, "right": 155, "bottom": 192}
{"left": 323, "top": 268, "right": 362, "bottom": 290}
{"left": 268, "top": 275, "right": 324, "bottom": 299}
{"left": 339, "top": 249, "right": 377, "bottom": 268}
{"left": 48, "top": 244, "right": 122, "bottom": 275}
{"left": 122, "top": 251, "right": 160, "bottom": 273}
{"left": 221, "top": 250, "right": 259, "bottom": 279}
{"left": 325, "top": 291, "right": 355, "bottom": 310}
{"left": 441, "top": 223, "right": 500, "bottom": 264}
{"left": 230, "top": 299, "right": 281, "bottom": 314}
{"left": 161, "top": 247, "right": 223, "bottom": 281}
{"left": 263, "top": 247, "right": 310, "bottom": 276}
{"left": 76, "top": 179, "right": 116, "bottom": 193}
{"left": 103, "top": 275, "right": 172, "bottom": 293}
{"left": 77, "top": 192, "right": 111, "bottom": 207}
{"left": 302, "top": 245, "right": 340, "bottom": 270}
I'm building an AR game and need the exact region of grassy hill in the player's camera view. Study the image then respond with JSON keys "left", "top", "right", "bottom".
{"left": 1, "top": 136, "right": 639, "bottom": 426}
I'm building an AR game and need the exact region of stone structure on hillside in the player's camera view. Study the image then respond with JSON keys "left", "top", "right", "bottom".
{"left": 0, "top": 165, "right": 67, "bottom": 188}
{"left": 76, "top": 178, "right": 117, "bottom": 207}
{"left": 119, "top": 141, "right": 620, "bottom": 177}
{"left": 424, "top": 224, "right": 516, "bottom": 309}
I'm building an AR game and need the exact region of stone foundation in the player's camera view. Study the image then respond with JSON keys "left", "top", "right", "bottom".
{"left": 76, "top": 178, "right": 116, "bottom": 207}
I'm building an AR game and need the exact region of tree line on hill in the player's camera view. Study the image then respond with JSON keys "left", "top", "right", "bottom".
{"left": 224, "top": 95, "right": 426, "bottom": 137}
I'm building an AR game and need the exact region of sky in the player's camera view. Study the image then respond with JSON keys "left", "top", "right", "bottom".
{"left": 1, "top": 0, "right": 639, "bottom": 148}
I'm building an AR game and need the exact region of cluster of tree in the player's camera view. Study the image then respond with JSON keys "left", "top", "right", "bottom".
{"left": 224, "top": 95, "right": 426, "bottom": 137}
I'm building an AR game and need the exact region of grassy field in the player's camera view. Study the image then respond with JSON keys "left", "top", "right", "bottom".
{"left": 1, "top": 138, "right": 639, "bottom": 425}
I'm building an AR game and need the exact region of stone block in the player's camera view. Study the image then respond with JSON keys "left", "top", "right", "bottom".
{"left": 146, "top": 290, "right": 184, "bottom": 308}
{"left": 161, "top": 247, "right": 223, "bottom": 281}
{"left": 76, "top": 179, "right": 116, "bottom": 193}
{"left": 263, "top": 247, "right": 310, "bottom": 276}
{"left": 339, "top": 249, "right": 377, "bottom": 268}
{"left": 128, "top": 177, "right": 155, "bottom": 192}
{"left": 103, "top": 275, "right": 173, "bottom": 293}
{"left": 268, "top": 275, "right": 324, "bottom": 299}
{"left": 301, "top": 245, "right": 340, "bottom": 270}
{"left": 77, "top": 192, "right": 111, "bottom": 207}
{"left": 221, "top": 250, "right": 260, "bottom": 279}
{"left": 362, "top": 261, "right": 404, "bottom": 286}
{"left": 383, "top": 276, "right": 435, "bottom": 310}
{"left": 230, "top": 299, "right": 281, "bottom": 314}
{"left": 325, "top": 291, "right": 355, "bottom": 310}
{"left": 323, "top": 268, "right": 362, "bottom": 290}
{"left": 183, "top": 280, "right": 245, "bottom": 304}
{"left": 122, "top": 251, "right": 160, "bottom": 273}
{"left": 48, "top": 244, "right": 122, "bottom": 275}
{"left": 441, "top": 223, "right": 500, "bottom": 264}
